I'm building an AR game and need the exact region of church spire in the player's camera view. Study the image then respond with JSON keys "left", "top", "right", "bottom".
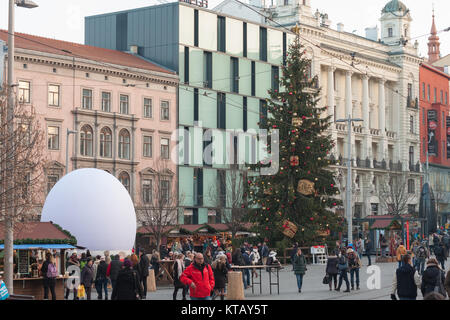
{"left": 428, "top": 8, "right": 440, "bottom": 64}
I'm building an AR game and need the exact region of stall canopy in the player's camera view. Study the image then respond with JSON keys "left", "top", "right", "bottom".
{"left": 0, "top": 244, "right": 76, "bottom": 250}
{"left": 137, "top": 223, "right": 254, "bottom": 237}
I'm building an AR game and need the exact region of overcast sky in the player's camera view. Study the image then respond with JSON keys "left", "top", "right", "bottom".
{"left": 1, "top": 0, "right": 449, "bottom": 59}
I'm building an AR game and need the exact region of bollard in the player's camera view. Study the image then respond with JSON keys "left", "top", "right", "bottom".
{"left": 147, "top": 269, "right": 156, "bottom": 292}
{"left": 226, "top": 271, "right": 245, "bottom": 300}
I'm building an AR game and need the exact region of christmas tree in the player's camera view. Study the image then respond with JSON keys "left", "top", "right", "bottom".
{"left": 247, "top": 35, "right": 345, "bottom": 246}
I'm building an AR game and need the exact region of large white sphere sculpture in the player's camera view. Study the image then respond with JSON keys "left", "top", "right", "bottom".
{"left": 41, "top": 168, "right": 136, "bottom": 252}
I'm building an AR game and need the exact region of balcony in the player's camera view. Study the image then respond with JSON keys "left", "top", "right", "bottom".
{"left": 373, "top": 159, "right": 387, "bottom": 170}
{"left": 386, "top": 131, "right": 396, "bottom": 139}
{"left": 336, "top": 123, "right": 347, "bottom": 132}
{"left": 409, "top": 161, "right": 421, "bottom": 173}
{"left": 353, "top": 126, "right": 363, "bottom": 134}
{"left": 389, "top": 160, "right": 403, "bottom": 172}
{"left": 407, "top": 96, "right": 418, "bottom": 109}
{"left": 370, "top": 128, "right": 381, "bottom": 136}
{"left": 355, "top": 157, "right": 371, "bottom": 168}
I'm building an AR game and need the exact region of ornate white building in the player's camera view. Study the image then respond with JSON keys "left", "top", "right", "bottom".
{"left": 214, "top": 0, "right": 423, "bottom": 218}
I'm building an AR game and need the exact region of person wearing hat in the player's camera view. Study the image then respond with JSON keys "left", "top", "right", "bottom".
{"left": 420, "top": 258, "right": 447, "bottom": 298}
{"left": 347, "top": 248, "right": 361, "bottom": 290}
{"left": 111, "top": 259, "right": 143, "bottom": 300}
{"left": 95, "top": 257, "right": 109, "bottom": 300}
{"left": 336, "top": 248, "right": 350, "bottom": 292}
{"left": 390, "top": 254, "right": 421, "bottom": 300}
{"left": 80, "top": 258, "right": 95, "bottom": 300}
{"left": 65, "top": 251, "right": 80, "bottom": 300}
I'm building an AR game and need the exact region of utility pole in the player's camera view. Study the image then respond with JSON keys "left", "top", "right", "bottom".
{"left": 336, "top": 114, "right": 363, "bottom": 247}
{"left": 4, "top": 0, "right": 38, "bottom": 293}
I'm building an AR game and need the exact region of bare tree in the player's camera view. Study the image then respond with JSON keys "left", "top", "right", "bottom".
{"left": 378, "top": 173, "right": 417, "bottom": 216}
{"left": 136, "top": 158, "right": 181, "bottom": 252}
{"left": 207, "top": 164, "right": 249, "bottom": 242}
{"left": 1, "top": 88, "right": 46, "bottom": 292}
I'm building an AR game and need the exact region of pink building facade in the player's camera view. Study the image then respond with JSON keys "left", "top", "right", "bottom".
{"left": 0, "top": 31, "right": 178, "bottom": 218}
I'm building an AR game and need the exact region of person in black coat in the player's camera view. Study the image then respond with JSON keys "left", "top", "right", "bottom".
{"left": 336, "top": 249, "right": 350, "bottom": 292}
{"left": 390, "top": 254, "right": 421, "bottom": 300}
{"left": 111, "top": 259, "right": 143, "bottom": 300}
{"left": 212, "top": 255, "right": 228, "bottom": 300}
{"left": 421, "top": 258, "right": 447, "bottom": 298}
{"left": 95, "top": 257, "right": 109, "bottom": 300}
{"left": 139, "top": 250, "right": 150, "bottom": 299}
{"left": 172, "top": 253, "right": 187, "bottom": 300}
{"left": 364, "top": 238, "right": 373, "bottom": 266}
{"left": 80, "top": 258, "right": 94, "bottom": 300}
{"left": 325, "top": 254, "right": 339, "bottom": 291}
{"left": 434, "top": 243, "right": 447, "bottom": 270}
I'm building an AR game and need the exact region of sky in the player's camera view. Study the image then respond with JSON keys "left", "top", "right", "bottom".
{"left": 1, "top": 0, "right": 449, "bottom": 59}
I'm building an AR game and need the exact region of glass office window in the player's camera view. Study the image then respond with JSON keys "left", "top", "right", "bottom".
{"left": 246, "top": 23, "right": 260, "bottom": 60}
{"left": 179, "top": 88, "right": 194, "bottom": 126}
{"left": 217, "top": 16, "right": 226, "bottom": 52}
{"left": 230, "top": 57, "right": 239, "bottom": 93}
{"left": 189, "top": 47, "right": 204, "bottom": 86}
{"left": 226, "top": 18, "right": 243, "bottom": 56}
{"left": 259, "top": 27, "right": 267, "bottom": 61}
{"left": 239, "top": 59, "right": 251, "bottom": 96}
{"left": 268, "top": 29, "right": 282, "bottom": 64}
{"left": 199, "top": 89, "right": 217, "bottom": 129}
{"left": 255, "top": 62, "right": 271, "bottom": 98}
{"left": 212, "top": 52, "right": 229, "bottom": 92}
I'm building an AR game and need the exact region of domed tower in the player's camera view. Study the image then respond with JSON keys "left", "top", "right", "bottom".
{"left": 427, "top": 10, "right": 441, "bottom": 64}
{"left": 380, "top": 0, "right": 412, "bottom": 46}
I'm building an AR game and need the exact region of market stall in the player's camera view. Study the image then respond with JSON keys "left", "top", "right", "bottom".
{"left": 0, "top": 222, "right": 77, "bottom": 300}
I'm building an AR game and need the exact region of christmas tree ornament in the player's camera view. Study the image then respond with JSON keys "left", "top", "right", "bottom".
{"left": 297, "top": 180, "right": 315, "bottom": 195}
{"left": 290, "top": 156, "right": 299, "bottom": 166}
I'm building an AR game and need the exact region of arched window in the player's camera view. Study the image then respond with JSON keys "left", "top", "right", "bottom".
{"left": 80, "top": 125, "right": 93, "bottom": 156}
{"left": 118, "top": 129, "right": 130, "bottom": 159}
{"left": 119, "top": 171, "right": 130, "bottom": 193}
{"left": 100, "top": 127, "right": 112, "bottom": 158}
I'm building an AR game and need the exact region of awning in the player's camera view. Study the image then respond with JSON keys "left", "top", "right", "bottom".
{"left": 370, "top": 219, "right": 401, "bottom": 230}
{"left": 0, "top": 244, "right": 76, "bottom": 250}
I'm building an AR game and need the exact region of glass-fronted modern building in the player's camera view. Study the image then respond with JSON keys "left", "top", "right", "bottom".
{"left": 85, "top": 2, "right": 295, "bottom": 225}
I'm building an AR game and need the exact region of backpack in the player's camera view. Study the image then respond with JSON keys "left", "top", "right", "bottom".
{"left": 47, "top": 263, "right": 58, "bottom": 278}
{"left": 417, "top": 247, "right": 427, "bottom": 258}
{"left": 338, "top": 256, "right": 348, "bottom": 271}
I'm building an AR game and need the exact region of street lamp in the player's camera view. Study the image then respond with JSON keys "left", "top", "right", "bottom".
{"left": 4, "top": 0, "right": 38, "bottom": 294}
{"left": 336, "top": 114, "right": 363, "bottom": 247}
{"left": 66, "top": 129, "right": 77, "bottom": 174}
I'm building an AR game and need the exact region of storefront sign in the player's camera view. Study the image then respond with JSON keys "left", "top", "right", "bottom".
{"left": 427, "top": 110, "right": 438, "bottom": 156}
{"left": 179, "top": 0, "right": 208, "bottom": 8}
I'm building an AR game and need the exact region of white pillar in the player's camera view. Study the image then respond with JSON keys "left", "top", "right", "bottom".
{"left": 362, "top": 75, "right": 370, "bottom": 131}
{"left": 345, "top": 71, "right": 353, "bottom": 118}
{"left": 378, "top": 79, "right": 387, "bottom": 161}
{"left": 327, "top": 66, "right": 336, "bottom": 120}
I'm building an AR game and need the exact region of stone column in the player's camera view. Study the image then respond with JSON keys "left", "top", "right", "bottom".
{"left": 327, "top": 66, "right": 336, "bottom": 120}
{"left": 345, "top": 71, "right": 353, "bottom": 118}
{"left": 378, "top": 78, "right": 387, "bottom": 161}
{"left": 362, "top": 75, "right": 370, "bottom": 160}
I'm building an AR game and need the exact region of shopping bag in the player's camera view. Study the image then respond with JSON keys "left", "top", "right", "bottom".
{"left": 77, "top": 285, "right": 86, "bottom": 299}
{"left": 322, "top": 274, "right": 330, "bottom": 285}
{"left": 0, "top": 280, "right": 10, "bottom": 300}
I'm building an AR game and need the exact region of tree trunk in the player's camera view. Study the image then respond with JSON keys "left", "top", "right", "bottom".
{"left": 4, "top": 216, "right": 14, "bottom": 293}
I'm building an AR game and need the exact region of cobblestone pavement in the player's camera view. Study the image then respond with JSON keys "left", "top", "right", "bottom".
{"left": 87, "top": 259, "right": 450, "bottom": 300}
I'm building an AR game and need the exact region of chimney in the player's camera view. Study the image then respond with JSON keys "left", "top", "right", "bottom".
{"left": 337, "top": 23, "right": 344, "bottom": 32}
{"left": 130, "top": 45, "right": 139, "bottom": 55}
{"left": 365, "top": 26, "right": 378, "bottom": 41}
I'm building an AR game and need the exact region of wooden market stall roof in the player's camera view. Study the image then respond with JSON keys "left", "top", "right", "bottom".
{"left": 365, "top": 215, "right": 414, "bottom": 230}
{"left": 0, "top": 222, "right": 75, "bottom": 244}
{"left": 137, "top": 223, "right": 254, "bottom": 236}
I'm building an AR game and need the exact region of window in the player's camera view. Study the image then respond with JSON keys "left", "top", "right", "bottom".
{"left": 48, "top": 84, "right": 60, "bottom": 106}
{"left": 446, "top": 92, "right": 448, "bottom": 105}
{"left": 388, "top": 27, "right": 393, "bottom": 37}
{"left": 102, "top": 92, "right": 111, "bottom": 112}
{"left": 371, "top": 203, "right": 379, "bottom": 215}
{"left": 47, "top": 175, "right": 59, "bottom": 193}
{"left": 118, "top": 129, "right": 130, "bottom": 159}
{"left": 82, "top": 89, "right": 92, "bottom": 110}
{"left": 100, "top": 127, "right": 112, "bottom": 158}
{"left": 243, "top": 96, "right": 247, "bottom": 132}
{"left": 407, "top": 179, "right": 415, "bottom": 194}
{"left": 194, "top": 88, "right": 199, "bottom": 122}
{"left": 441, "top": 90, "right": 444, "bottom": 104}
{"left": 160, "top": 180, "right": 170, "bottom": 204}
{"left": 409, "top": 146, "right": 414, "bottom": 166}
{"left": 208, "top": 210, "right": 218, "bottom": 224}
{"left": 427, "top": 84, "right": 431, "bottom": 101}
{"left": 434, "top": 87, "right": 437, "bottom": 103}
{"left": 160, "top": 100, "right": 170, "bottom": 120}
{"left": 243, "top": 22, "right": 247, "bottom": 58}
{"left": 142, "top": 179, "right": 152, "bottom": 204}
{"left": 271, "top": 66, "right": 279, "bottom": 92}
{"left": 120, "top": 94, "right": 129, "bottom": 114}
{"left": 119, "top": 171, "right": 130, "bottom": 193}
{"left": 443, "top": 111, "right": 445, "bottom": 129}
{"left": 217, "top": 16, "right": 226, "bottom": 52}
{"left": 423, "top": 138, "right": 426, "bottom": 155}
{"left": 203, "top": 52, "right": 212, "bottom": 88}
{"left": 230, "top": 57, "right": 239, "bottom": 93}
{"left": 260, "top": 27, "right": 267, "bottom": 61}
{"left": 160, "top": 138, "right": 170, "bottom": 159}
{"left": 410, "top": 115, "right": 414, "bottom": 133}
{"left": 194, "top": 9, "right": 199, "bottom": 47}
{"left": 217, "top": 92, "right": 226, "bottom": 129}
{"left": 80, "top": 125, "right": 93, "bottom": 156}
{"left": 184, "top": 209, "right": 193, "bottom": 224}
{"left": 47, "top": 126, "right": 59, "bottom": 150}
{"left": 422, "top": 83, "right": 425, "bottom": 99}
{"left": 18, "top": 81, "right": 30, "bottom": 103}
{"left": 283, "top": 32, "right": 287, "bottom": 66}
{"left": 251, "top": 61, "right": 256, "bottom": 96}
{"left": 143, "top": 98, "right": 152, "bottom": 118}
{"left": 422, "top": 108, "right": 425, "bottom": 125}
{"left": 143, "top": 135, "right": 152, "bottom": 157}
{"left": 408, "top": 204, "right": 416, "bottom": 214}
{"left": 194, "top": 168, "right": 203, "bottom": 206}
{"left": 184, "top": 47, "right": 189, "bottom": 84}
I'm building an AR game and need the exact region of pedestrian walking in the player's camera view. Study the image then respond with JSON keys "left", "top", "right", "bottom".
{"left": 80, "top": 252, "right": 88, "bottom": 270}
{"left": 139, "top": 250, "right": 150, "bottom": 299}
{"left": 414, "top": 243, "right": 429, "bottom": 275}
{"left": 204, "top": 247, "right": 213, "bottom": 266}
{"left": 64, "top": 251, "right": 80, "bottom": 300}
{"left": 150, "top": 251, "right": 161, "bottom": 280}
{"left": 41, "top": 252, "right": 57, "bottom": 300}
{"left": 434, "top": 242, "right": 447, "bottom": 270}
{"left": 95, "top": 257, "right": 109, "bottom": 300}
{"left": 421, "top": 258, "right": 447, "bottom": 299}
{"left": 380, "top": 235, "right": 388, "bottom": 257}
{"left": 184, "top": 252, "right": 193, "bottom": 268}
{"left": 107, "top": 255, "right": 123, "bottom": 291}
{"left": 111, "top": 259, "right": 143, "bottom": 300}
{"left": 443, "top": 233, "right": 450, "bottom": 257}
{"left": 336, "top": 248, "right": 350, "bottom": 292}
{"left": 356, "top": 238, "right": 363, "bottom": 261}
{"left": 396, "top": 242, "right": 407, "bottom": 268}
{"left": 364, "top": 238, "right": 373, "bottom": 266}
{"left": 173, "top": 253, "right": 187, "bottom": 300}
{"left": 325, "top": 253, "right": 339, "bottom": 291}
{"left": 445, "top": 269, "right": 450, "bottom": 298}
{"left": 242, "top": 248, "right": 251, "bottom": 290}
{"left": 290, "top": 242, "right": 298, "bottom": 271}
{"left": 261, "top": 242, "right": 269, "bottom": 265}
{"left": 211, "top": 255, "right": 228, "bottom": 300}
{"left": 180, "top": 253, "right": 215, "bottom": 300}
{"left": 80, "top": 258, "right": 94, "bottom": 300}
{"left": 292, "top": 248, "right": 307, "bottom": 293}
{"left": 347, "top": 248, "right": 361, "bottom": 290}
{"left": 390, "top": 254, "right": 421, "bottom": 300}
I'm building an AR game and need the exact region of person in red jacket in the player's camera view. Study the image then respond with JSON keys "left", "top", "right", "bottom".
{"left": 180, "top": 253, "right": 215, "bottom": 300}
